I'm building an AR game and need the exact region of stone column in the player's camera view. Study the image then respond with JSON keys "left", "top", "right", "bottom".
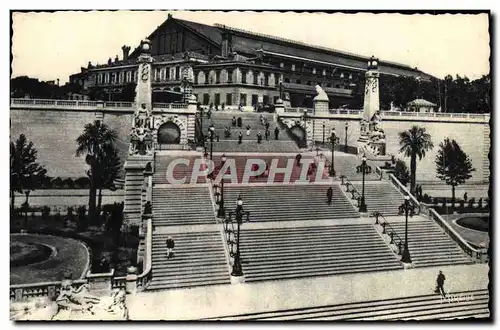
{"left": 313, "top": 85, "right": 329, "bottom": 116}
{"left": 363, "top": 56, "right": 380, "bottom": 122}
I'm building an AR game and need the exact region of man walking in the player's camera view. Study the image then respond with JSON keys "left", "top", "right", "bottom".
{"left": 238, "top": 132, "right": 243, "bottom": 144}
{"left": 237, "top": 117, "right": 242, "bottom": 128}
{"left": 435, "top": 270, "right": 446, "bottom": 297}
{"left": 265, "top": 128, "right": 270, "bottom": 141}
{"left": 274, "top": 127, "right": 280, "bottom": 140}
{"left": 232, "top": 116, "right": 237, "bottom": 127}
{"left": 327, "top": 187, "right": 333, "bottom": 205}
{"left": 166, "top": 236, "right": 175, "bottom": 259}
{"left": 257, "top": 131, "right": 262, "bottom": 144}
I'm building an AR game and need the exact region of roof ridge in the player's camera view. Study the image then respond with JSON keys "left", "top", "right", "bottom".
{"left": 213, "top": 23, "right": 416, "bottom": 71}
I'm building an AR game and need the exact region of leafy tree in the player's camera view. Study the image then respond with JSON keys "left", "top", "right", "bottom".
{"left": 76, "top": 120, "right": 118, "bottom": 223}
{"left": 10, "top": 134, "right": 47, "bottom": 211}
{"left": 399, "top": 126, "right": 434, "bottom": 194}
{"left": 393, "top": 159, "right": 411, "bottom": 187}
{"left": 96, "top": 145, "right": 122, "bottom": 215}
{"left": 435, "top": 138, "right": 475, "bottom": 202}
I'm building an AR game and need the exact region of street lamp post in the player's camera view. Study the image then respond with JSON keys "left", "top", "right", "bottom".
{"left": 217, "top": 154, "right": 227, "bottom": 218}
{"left": 359, "top": 154, "right": 368, "bottom": 212}
{"left": 231, "top": 195, "right": 244, "bottom": 277}
{"left": 344, "top": 122, "right": 349, "bottom": 153}
{"left": 322, "top": 122, "right": 325, "bottom": 145}
{"left": 400, "top": 195, "right": 412, "bottom": 264}
{"left": 200, "top": 107, "right": 205, "bottom": 145}
{"left": 279, "top": 80, "right": 283, "bottom": 100}
{"left": 329, "top": 128, "right": 339, "bottom": 177}
{"left": 208, "top": 124, "right": 215, "bottom": 161}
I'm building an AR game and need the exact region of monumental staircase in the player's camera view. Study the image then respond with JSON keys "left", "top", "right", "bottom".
{"left": 154, "top": 154, "right": 207, "bottom": 184}
{"left": 223, "top": 184, "right": 359, "bottom": 222}
{"left": 211, "top": 154, "right": 329, "bottom": 184}
{"left": 204, "top": 289, "right": 489, "bottom": 320}
{"left": 231, "top": 224, "right": 402, "bottom": 283}
{"left": 387, "top": 220, "right": 474, "bottom": 268}
{"left": 201, "top": 111, "right": 300, "bottom": 152}
{"left": 148, "top": 231, "right": 230, "bottom": 291}
{"left": 351, "top": 181, "right": 406, "bottom": 215}
{"left": 152, "top": 186, "right": 216, "bottom": 226}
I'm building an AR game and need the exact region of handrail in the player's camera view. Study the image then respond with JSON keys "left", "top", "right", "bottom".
{"left": 428, "top": 208, "right": 487, "bottom": 262}
{"left": 372, "top": 212, "right": 404, "bottom": 251}
{"left": 388, "top": 173, "right": 421, "bottom": 215}
{"left": 136, "top": 217, "right": 153, "bottom": 290}
{"left": 339, "top": 175, "right": 362, "bottom": 208}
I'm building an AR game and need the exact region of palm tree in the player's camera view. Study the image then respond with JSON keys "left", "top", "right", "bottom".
{"left": 96, "top": 145, "right": 122, "bottom": 215}
{"left": 399, "top": 126, "right": 434, "bottom": 194}
{"left": 76, "top": 121, "right": 117, "bottom": 223}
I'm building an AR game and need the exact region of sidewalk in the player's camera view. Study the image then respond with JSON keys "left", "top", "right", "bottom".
{"left": 127, "top": 263, "right": 489, "bottom": 320}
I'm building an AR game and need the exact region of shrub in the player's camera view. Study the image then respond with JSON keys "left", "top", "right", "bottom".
{"left": 433, "top": 197, "right": 438, "bottom": 205}
{"left": 62, "top": 178, "right": 74, "bottom": 189}
{"left": 469, "top": 197, "right": 475, "bottom": 208}
{"left": 41, "top": 206, "right": 51, "bottom": 221}
{"left": 66, "top": 207, "right": 75, "bottom": 222}
{"left": 422, "top": 194, "right": 430, "bottom": 203}
{"left": 50, "top": 177, "right": 63, "bottom": 189}
{"left": 40, "top": 176, "right": 53, "bottom": 189}
{"left": 74, "top": 177, "right": 90, "bottom": 189}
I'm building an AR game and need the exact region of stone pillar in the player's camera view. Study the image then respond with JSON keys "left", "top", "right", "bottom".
{"left": 125, "top": 266, "right": 138, "bottom": 295}
{"left": 135, "top": 40, "right": 153, "bottom": 111}
{"left": 363, "top": 56, "right": 380, "bottom": 122}
{"left": 275, "top": 98, "right": 285, "bottom": 115}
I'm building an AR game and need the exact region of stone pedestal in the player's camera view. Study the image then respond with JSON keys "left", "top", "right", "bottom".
{"left": 125, "top": 266, "right": 138, "bottom": 295}
{"left": 275, "top": 99, "right": 285, "bottom": 115}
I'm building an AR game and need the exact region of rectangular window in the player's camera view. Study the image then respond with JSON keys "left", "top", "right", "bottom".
{"left": 322, "top": 69, "right": 326, "bottom": 76}
{"left": 263, "top": 95, "right": 270, "bottom": 105}
{"left": 119, "top": 72, "right": 124, "bottom": 83}
{"left": 203, "top": 93, "right": 210, "bottom": 105}
{"left": 98, "top": 73, "right": 103, "bottom": 84}
{"left": 134, "top": 70, "right": 138, "bottom": 82}
{"left": 176, "top": 66, "right": 180, "bottom": 81}
{"left": 126, "top": 71, "right": 131, "bottom": 83}
{"left": 280, "top": 62, "right": 284, "bottom": 68}
{"left": 291, "top": 64, "right": 296, "bottom": 71}
{"left": 226, "top": 93, "right": 232, "bottom": 106}
{"left": 227, "top": 70, "right": 233, "bottom": 83}
{"left": 104, "top": 73, "right": 110, "bottom": 84}
{"left": 170, "top": 67, "right": 176, "bottom": 81}
{"left": 241, "top": 71, "right": 247, "bottom": 84}
{"left": 273, "top": 96, "right": 279, "bottom": 104}
{"left": 251, "top": 94, "right": 258, "bottom": 106}
{"left": 214, "top": 93, "right": 220, "bottom": 105}
{"left": 240, "top": 93, "right": 247, "bottom": 106}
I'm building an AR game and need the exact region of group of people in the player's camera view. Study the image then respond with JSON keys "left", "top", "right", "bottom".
{"left": 230, "top": 115, "right": 281, "bottom": 144}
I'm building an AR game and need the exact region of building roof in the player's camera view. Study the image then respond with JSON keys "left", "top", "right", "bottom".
{"left": 175, "top": 18, "right": 223, "bottom": 45}
{"left": 407, "top": 98, "right": 437, "bottom": 107}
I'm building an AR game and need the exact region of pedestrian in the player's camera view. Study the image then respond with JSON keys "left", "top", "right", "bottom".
{"left": 237, "top": 117, "right": 242, "bottom": 128}
{"left": 274, "top": 127, "right": 280, "bottom": 140}
{"left": 463, "top": 192, "right": 468, "bottom": 202}
{"left": 166, "top": 236, "right": 175, "bottom": 259}
{"left": 265, "top": 121, "right": 270, "bottom": 130}
{"left": 295, "top": 153, "right": 302, "bottom": 166}
{"left": 265, "top": 128, "right": 270, "bottom": 141}
{"left": 246, "top": 125, "right": 251, "bottom": 136}
{"left": 435, "top": 270, "right": 446, "bottom": 297}
{"left": 257, "top": 131, "right": 262, "bottom": 144}
{"left": 327, "top": 187, "right": 333, "bottom": 204}
{"left": 238, "top": 132, "right": 243, "bottom": 144}
{"left": 216, "top": 134, "right": 220, "bottom": 142}
{"left": 207, "top": 109, "right": 212, "bottom": 119}
{"left": 232, "top": 116, "right": 237, "bottom": 127}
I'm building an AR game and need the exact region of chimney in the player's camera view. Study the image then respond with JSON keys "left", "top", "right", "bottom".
{"left": 88, "top": 61, "right": 92, "bottom": 68}
{"left": 57, "top": 78, "right": 60, "bottom": 86}
{"left": 122, "top": 45, "right": 131, "bottom": 61}
{"left": 115, "top": 55, "right": 119, "bottom": 63}
{"left": 108, "top": 58, "right": 112, "bottom": 65}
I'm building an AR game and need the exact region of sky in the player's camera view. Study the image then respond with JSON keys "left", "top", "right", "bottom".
{"left": 11, "top": 11, "right": 490, "bottom": 84}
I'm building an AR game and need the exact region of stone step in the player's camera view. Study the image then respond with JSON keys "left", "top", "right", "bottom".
{"left": 203, "top": 289, "right": 488, "bottom": 320}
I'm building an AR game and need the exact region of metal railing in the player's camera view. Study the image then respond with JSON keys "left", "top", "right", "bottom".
{"left": 372, "top": 212, "right": 406, "bottom": 256}
{"left": 428, "top": 208, "right": 488, "bottom": 263}
{"left": 388, "top": 173, "right": 421, "bottom": 215}
{"left": 339, "top": 175, "right": 362, "bottom": 209}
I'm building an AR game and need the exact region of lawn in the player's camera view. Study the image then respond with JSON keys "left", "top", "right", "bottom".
{"left": 10, "top": 234, "right": 89, "bottom": 285}
{"left": 456, "top": 216, "right": 490, "bottom": 233}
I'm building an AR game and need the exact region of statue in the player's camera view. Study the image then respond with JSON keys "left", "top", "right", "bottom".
{"left": 314, "top": 84, "right": 328, "bottom": 101}
{"left": 54, "top": 280, "right": 101, "bottom": 316}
